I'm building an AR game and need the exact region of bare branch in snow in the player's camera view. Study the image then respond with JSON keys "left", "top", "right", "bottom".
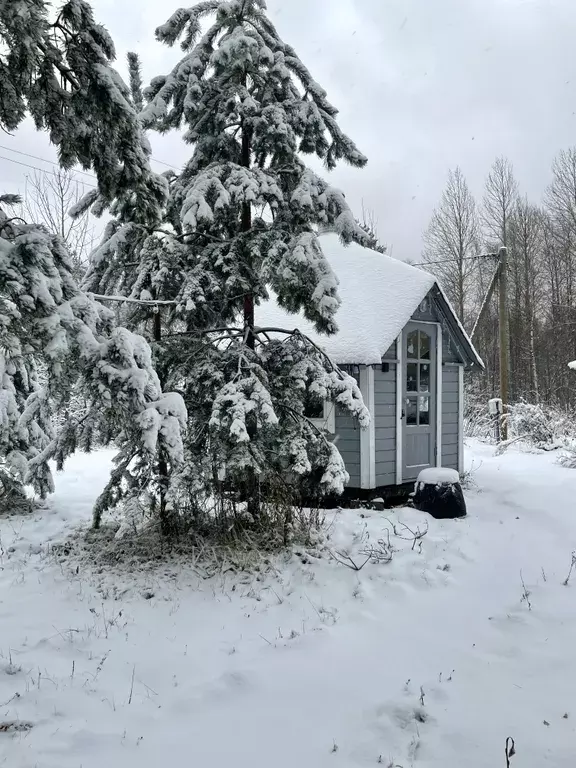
{"left": 562, "top": 551, "right": 576, "bottom": 586}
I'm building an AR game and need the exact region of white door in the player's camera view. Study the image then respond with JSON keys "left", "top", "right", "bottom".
{"left": 402, "top": 323, "right": 436, "bottom": 481}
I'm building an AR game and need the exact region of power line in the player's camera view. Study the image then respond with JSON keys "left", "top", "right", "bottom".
{"left": 0, "top": 143, "right": 182, "bottom": 177}
{"left": 150, "top": 157, "right": 181, "bottom": 170}
{"left": 0, "top": 144, "right": 98, "bottom": 181}
{"left": 0, "top": 150, "right": 184, "bottom": 195}
{"left": 413, "top": 253, "right": 497, "bottom": 267}
{"left": 0, "top": 154, "right": 98, "bottom": 188}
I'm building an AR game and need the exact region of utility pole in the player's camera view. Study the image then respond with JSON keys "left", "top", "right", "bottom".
{"left": 498, "top": 246, "right": 510, "bottom": 440}
{"left": 470, "top": 259, "right": 499, "bottom": 344}
{"left": 469, "top": 247, "right": 509, "bottom": 442}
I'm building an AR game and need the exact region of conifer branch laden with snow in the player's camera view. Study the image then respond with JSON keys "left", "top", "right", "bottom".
{"left": 0, "top": 0, "right": 167, "bottom": 225}
{"left": 0, "top": 203, "right": 186, "bottom": 518}
{"left": 127, "top": 51, "right": 144, "bottom": 113}
{"left": 83, "top": 0, "right": 373, "bottom": 527}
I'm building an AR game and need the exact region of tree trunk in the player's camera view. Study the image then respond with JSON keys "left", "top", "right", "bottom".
{"left": 153, "top": 305, "right": 173, "bottom": 536}
{"left": 529, "top": 319, "right": 539, "bottom": 401}
{"left": 523, "top": 247, "right": 539, "bottom": 402}
{"left": 240, "top": 117, "right": 260, "bottom": 519}
{"left": 241, "top": 128, "right": 254, "bottom": 350}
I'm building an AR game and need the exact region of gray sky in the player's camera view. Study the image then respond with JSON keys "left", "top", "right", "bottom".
{"left": 3, "top": 0, "right": 576, "bottom": 260}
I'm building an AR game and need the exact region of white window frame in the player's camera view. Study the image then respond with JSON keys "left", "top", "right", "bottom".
{"left": 309, "top": 401, "right": 336, "bottom": 433}
{"left": 359, "top": 366, "right": 376, "bottom": 489}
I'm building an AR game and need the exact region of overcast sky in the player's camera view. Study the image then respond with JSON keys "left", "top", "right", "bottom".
{"left": 3, "top": 0, "right": 576, "bottom": 260}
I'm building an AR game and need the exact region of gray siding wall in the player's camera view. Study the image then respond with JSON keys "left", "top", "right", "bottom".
{"left": 442, "top": 367, "right": 460, "bottom": 470}
{"left": 333, "top": 365, "right": 397, "bottom": 490}
{"left": 374, "top": 366, "right": 397, "bottom": 486}
{"left": 411, "top": 302, "right": 437, "bottom": 324}
{"left": 333, "top": 410, "right": 361, "bottom": 487}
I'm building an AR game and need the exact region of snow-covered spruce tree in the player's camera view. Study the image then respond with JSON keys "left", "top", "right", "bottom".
{"left": 84, "top": 0, "right": 372, "bottom": 533}
{"left": 0, "top": 1, "right": 192, "bottom": 529}
{"left": 0, "top": 198, "right": 185, "bottom": 528}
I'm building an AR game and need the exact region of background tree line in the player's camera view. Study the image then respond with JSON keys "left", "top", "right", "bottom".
{"left": 422, "top": 152, "right": 576, "bottom": 410}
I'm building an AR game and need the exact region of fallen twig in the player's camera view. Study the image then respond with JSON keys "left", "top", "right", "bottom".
{"left": 330, "top": 549, "right": 370, "bottom": 571}
{"left": 520, "top": 570, "right": 532, "bottom": 610}
{"left": 388, "top": 520, "right": 429, "bottom": 550}
{"left": 495, "top": 435, "right": 528, "bottom": 456}
{"left": 128, "top": 664, "right": 135, "bottom": 705}
{"left": 563, "top": 550, "right": 576, "bottom": 586}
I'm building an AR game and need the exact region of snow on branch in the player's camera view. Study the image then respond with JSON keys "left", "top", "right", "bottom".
{"left": 290, "top": 170, "right": 370, "bottom": 244}
{"left": 181, "top": 165, "right": 282, "bottom": 230}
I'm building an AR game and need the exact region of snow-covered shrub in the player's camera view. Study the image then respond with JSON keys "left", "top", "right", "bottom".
{"left": 464, "top": 392, "right": 576, "bottom": 450}
{"left": 0, "top": 459, "right": 32, "bottom": 516}
{"left": 464, "top": 394, "right": 496, "bottom": 441}
{"left": 507, "top": 401, "right": 576, "bottom": 449}
{"left": 507, "top": 402, "right": 555, "bottom": 447}
{"left": 459, "top": 462, "right": 481, "bottom": 491}
{"left": 557, "top": 446, "right": 576, "bottom": 469}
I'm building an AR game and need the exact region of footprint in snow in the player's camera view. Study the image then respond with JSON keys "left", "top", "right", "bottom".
{"left": 166, "top": 670, "right": 253, "bottom": 716}
{"left": 368, "top": 700, "right": 434, "bottom": 765}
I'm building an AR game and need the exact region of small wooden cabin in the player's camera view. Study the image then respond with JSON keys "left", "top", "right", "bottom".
{"left": 260, "top": 233, "right": 484, "bottom": 494}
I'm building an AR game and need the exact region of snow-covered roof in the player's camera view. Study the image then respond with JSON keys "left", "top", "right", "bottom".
{"left": 257, "top": 233, "right": 466, "bottom": 365}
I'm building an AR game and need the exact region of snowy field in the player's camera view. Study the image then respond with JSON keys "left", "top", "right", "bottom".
{"left": 1, "top": 441, "right": 576, "bottom": 767}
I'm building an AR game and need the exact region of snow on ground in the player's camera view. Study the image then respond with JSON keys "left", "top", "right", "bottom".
{"left": 1, "top": 441, "right": 576, "bottom": 767}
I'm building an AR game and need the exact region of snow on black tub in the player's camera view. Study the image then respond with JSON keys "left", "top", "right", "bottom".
{"left": 412, "top": 467, "right": 467, "bottom": 519}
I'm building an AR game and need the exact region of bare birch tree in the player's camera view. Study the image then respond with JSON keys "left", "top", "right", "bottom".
{"left": 482, "top": 156, "right": 518, "bottom": 248}
{"left": 422, "top": 167, "right": 479, "bottom": 326}
{"left": 22, "top": 168, "right": 95, "bottom": 277}
{"left": 358, "top": 201, "right": 387, "bottom": 254}
{"left": 471, "top": 157, "right": 519, "bottom": 399}
{"left": 545, "top": 148, "right": 576, "bottom": 308}
{"left": 541, "top": 148, "right": 576, "bottom": 405}
{"left": 509, "top": 199, "right": 543, "bottom": 400}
